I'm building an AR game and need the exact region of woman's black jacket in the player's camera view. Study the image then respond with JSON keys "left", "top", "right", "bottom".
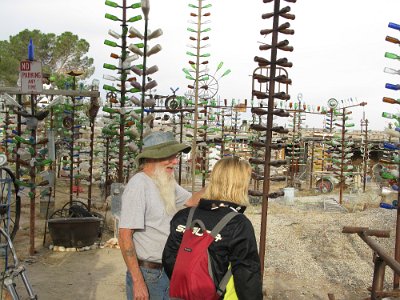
{"left": 162, "top": 199, "right": 263, "bottom": 300}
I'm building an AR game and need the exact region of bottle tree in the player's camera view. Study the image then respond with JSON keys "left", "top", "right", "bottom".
{"left": 251, "top": 0, "right": 296, "bottom": 277}
{"left": 382, "top": 20, "right": 400, "bottom": 289}
{"left": 285, "top": 94, "right": 306, "bottom": 187}
{"left": 185, "top": 0, "right": 213, "bottom": 192}
{"left": 103, "top": 0, "right": 143, "bottom": 183}
{"left": 360, "top": 117, "right": 370, "bottom": 193}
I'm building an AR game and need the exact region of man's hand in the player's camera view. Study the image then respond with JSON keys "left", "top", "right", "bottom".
{"left": 133, "top": 276, "right": 149, "bottom": 300}
{"left": 119, "top": 228, "right": 149, "bottom": 300}
{"left": 185, "top": 187, "right": 206, "bottom": 207}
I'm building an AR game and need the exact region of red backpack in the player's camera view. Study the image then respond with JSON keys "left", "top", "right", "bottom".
{"left": 169, "top": 207, "right": 238, "bottom": 300}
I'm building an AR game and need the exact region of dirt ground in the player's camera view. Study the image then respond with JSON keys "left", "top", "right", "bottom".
{"left": 2, "top": 179, "right": 400, "bottom": 300}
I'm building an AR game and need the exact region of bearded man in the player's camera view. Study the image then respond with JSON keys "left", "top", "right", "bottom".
{"left": 119, "top": 131, "right": 203, "bottom": 300}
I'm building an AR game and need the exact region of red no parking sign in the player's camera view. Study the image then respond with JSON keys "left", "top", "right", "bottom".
{"left": 19, "top": 60, "right": 43, "bottom": 94}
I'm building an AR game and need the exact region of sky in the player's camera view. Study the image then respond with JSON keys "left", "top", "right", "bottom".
{"left": 1, "top": 0, "right": 400, "bottom": 131}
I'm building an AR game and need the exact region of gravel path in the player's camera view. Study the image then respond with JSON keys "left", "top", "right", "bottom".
{"left": 249, "top": 191, "right": 398, "bottom": 299}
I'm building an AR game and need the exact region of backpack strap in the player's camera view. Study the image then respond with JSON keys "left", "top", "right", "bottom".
{"left": 210, "top": 211, "right": 238, "bottom": 238}
{"left": 185, "top": 206, "right": 197, "bottom": 229}
{"left": 209, "top": 211, "right": 239, "bottom": 296}
{"left": 217, "top": 266, "right": 232, "bottom": 296}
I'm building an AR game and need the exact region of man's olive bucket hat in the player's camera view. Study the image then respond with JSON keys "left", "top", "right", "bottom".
{"left": 136, "top": 131, "right": 191, "bottom": 162}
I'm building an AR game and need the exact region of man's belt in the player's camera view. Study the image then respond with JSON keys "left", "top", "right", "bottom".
{"left": 138, "top": 259, "right": 163, "bottom": 270}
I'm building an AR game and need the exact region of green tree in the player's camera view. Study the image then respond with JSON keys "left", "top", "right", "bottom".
{"left": 0, "top": 29, "right": 94, "bottom": 88}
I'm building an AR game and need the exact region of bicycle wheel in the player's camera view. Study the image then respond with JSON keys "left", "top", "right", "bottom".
{"left": 0, "top": 167, "right": 21, "bottom": 240}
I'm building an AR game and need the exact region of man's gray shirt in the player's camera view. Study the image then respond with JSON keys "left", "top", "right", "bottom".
{"left": 119, "top": 172, "right": 191, "bottom": 263}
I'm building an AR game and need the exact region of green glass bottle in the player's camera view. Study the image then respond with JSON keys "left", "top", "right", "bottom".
{"left": 134, "top": 43, "right": 144, "bottom": 49}
{"left": 35, "top": 159, "right": 53, "bottom": 167}
{"left": 102, "top": 128, "right": 118, "bottom": 136}
{"left": 103, "top": 63, "right": 119, "bottom": 70}
{"left": 130, "top": 2, "right": 141, "bottom": 8}
{"left": 199, "top": 75, "right": 209, "bottom": 81}
{"left": 105, "top": 13, "right": 120, "bottom": 21}
{"left": 14, "top": 135, "right": 34, "bottom": 145}
{"left": 382, "top": 112, "right": 400, "bottom": 120}
{"left": 104, "top": 40, "right": 118, "bottom": 47}
{"left": 105, "top": 0, "right": 119, "bottom": 8}
{"left": 381, "top": 171, "right": 397, "bottom": 180}
{"left": 128, "top": 88, "right": 141, "bottom": 93}
{"left": 103, "top": 84, "right": 119, "bottom": 92}
{"left": 103, "top": 107, "right": 120, "bottom": 114}
{"left": 385, "top": 52, "right": 400, "bottom": 60}
{"left": 127, "top": 15, "right": 142, "bottom": 22}
{"left": 15, "top": 179, "right": 34, "bottom": 188}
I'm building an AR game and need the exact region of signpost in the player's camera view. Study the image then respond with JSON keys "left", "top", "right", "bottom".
{"left": 19, "top": 60, "right": 43, "bottom": 94}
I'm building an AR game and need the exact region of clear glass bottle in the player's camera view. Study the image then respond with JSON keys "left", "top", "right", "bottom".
{"left": 384, "top": 67, "right": 400, "bottom": 75}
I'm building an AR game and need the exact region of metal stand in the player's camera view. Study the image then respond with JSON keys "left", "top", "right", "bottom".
{"left": 0, "top": 227, "right": 37, "bottom": 300}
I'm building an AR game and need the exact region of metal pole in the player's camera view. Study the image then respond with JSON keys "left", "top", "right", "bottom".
{"left": 339, "top": 108, "right": 346, "bottom": 205}
{"left": 29, "top": 94, "right": 36, "bottom": 256}
{"left": 88, "top": 119, "right": 95, "bottom": 211}
{"left": 139, "top": 5, "right": 149, "bottom": 151}
{"left": 394, "top": 137, "right": 400, "bottom": 288}
{"left": 309, "top": 141, "right": 315, "bottom": 189}
{"left": 190, "top": 0, "right": 203, "bottom": 192}
{"left": 362, "top": 119, "right": 368, "bottom": 193}
{"left": 69, "top": 95, "right": 75, "bottom": 204}
{"left": 178, "top": 109, "right": 184, "bottom": 185}
{"left": 118, "top": 0, "right": 127, "bottom": 182}
{"left": 259, "top": 0, "right": 281, "bottom": 277}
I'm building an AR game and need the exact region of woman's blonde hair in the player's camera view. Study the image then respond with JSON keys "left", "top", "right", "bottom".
{"left": 203, "top": 157, "right": 252, "bottom": 205}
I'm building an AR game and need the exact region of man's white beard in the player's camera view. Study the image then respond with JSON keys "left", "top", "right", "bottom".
{"left": 152, "top": 165, "right": 177, "bottom": 216}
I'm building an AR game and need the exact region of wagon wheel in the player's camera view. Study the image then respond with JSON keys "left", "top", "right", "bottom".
{"left": 62, "top": 116, "right": 73, "bottom": 129}
{"left": 194, "top": 74, "right": 219, "bottom": 100}
{"left": 61, "top": 200, "right": 89, "bottom": 211}
{"left": 106, "top": 91, "right": 118, "bottom": 104}
{"left": 0, "top": 167, "right": 20, "bottom": 241}
{"left": 49, "top": 208, "right": 70, "bottom": 219}
{"left": 165, "top": 95, "right": 180, "bottom": 112}
{"left": 62, "top": 200, "right": 90, "bottom": 217}
{"left": 316, "top": 178, "right": 334, "bottom": 193}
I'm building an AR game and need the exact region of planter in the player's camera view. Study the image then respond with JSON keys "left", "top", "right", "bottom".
{"left": 47, "top": 217, "right": 101, "bottom": 247}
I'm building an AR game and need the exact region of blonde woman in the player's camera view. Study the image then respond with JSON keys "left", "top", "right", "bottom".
{"left": 163, "top": 157, "right": 263, "bottom": 300}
